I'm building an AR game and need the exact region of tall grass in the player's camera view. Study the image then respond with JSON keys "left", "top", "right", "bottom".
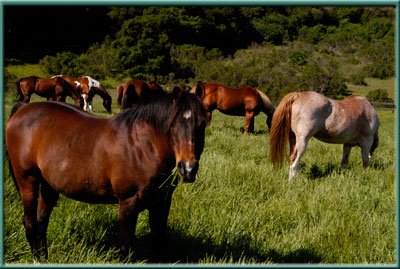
{"left": 3, "top": 90, "right": 396, "bottom": 264}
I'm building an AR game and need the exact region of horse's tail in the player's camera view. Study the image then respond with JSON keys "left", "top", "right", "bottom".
{"left": 256, "top": 89, "right": 275, "bottom": 128}
{"left": 370, "top": 125, "right": 380, "bottom": 157}
{"left": 257, "top": 89, "right": 275, "bottom": 114}
{"left": 269, "top": 92, "right": 299, "bottom": 168}
{"left": 5, "top": 101, "right": 29, "bottom": 194}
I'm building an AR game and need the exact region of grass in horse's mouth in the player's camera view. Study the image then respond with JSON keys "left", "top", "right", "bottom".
{"left": 159, "top": 167, "right": 179, "bottom": 189}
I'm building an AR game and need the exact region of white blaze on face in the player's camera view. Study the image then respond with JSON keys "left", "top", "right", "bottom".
{"left": 183, "top": 110, "right": 192, "bottom": 120}
{"left": 185, "top": 162, "right": 192, "bottom": 173}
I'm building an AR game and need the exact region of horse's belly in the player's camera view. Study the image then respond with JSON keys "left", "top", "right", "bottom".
{"left": 314, "top": 130, "right": 359, "bottom": 145}
{"left": 41, "top": 166, "right": 118, "bottom": 204}
{"left": 218, "top": 106, "right": 246, "bottom": 116}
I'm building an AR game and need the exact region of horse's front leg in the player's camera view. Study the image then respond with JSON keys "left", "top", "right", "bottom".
{"left": 87, "top": 97, "right": 93, "bottom": 112}
{"left": 81, "top": 94, "right": 88, "bottom": 111}
{"left": 148, "top": 192, "right": 173, "bottom": 261}
{"left": 55, "top": 95, "right": 66, "bottom": 102}
{"left": 118, "top": 195, "right": 141, "bottom": 256}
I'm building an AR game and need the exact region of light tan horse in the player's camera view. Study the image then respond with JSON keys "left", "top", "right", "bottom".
{"left": 269, "top": 91, "right": 379, "bottom": 180}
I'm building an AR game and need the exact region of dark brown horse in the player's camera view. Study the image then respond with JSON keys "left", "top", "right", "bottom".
{"left": 269, "top": 91, "right": 380, "bottom": 180}
{"left": 16, "top": 76, "right": 83, "bottom": 108}
{"left": 190, "top": 83, "right": 275, "bottom": 133}
{"left": 52, "top": 75, "right": 112, "bottom": 113}
{"left": 6, "top": 84, "right": 207, "bottom": 261}
{"left": 117, "top": 80, "right": 166, "bottom": 110}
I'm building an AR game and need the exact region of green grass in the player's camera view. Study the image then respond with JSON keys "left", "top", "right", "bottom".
{"left": 3, "top": 88, "right": 396, "bottom": 264}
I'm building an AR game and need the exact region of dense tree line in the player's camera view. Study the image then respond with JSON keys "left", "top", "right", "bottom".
{"left": 5, "top": 6, "right": 395, "bottom": 100}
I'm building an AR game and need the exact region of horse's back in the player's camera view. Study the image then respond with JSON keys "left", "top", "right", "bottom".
{"left": 291, "top": 92, "right": 379, "bottom": 144}
{"left": 6, "top": 102, "right": 118, "bottom": 202}
{"left": 330, "top": 95, "right": 379, "bottom": 136}
{"left": 204, "top": 83, "right": 259, "bottom": 115}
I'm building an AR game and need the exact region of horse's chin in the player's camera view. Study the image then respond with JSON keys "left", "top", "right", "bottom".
{"left": 178, "top": 173, "right": 196, "bottom": 183}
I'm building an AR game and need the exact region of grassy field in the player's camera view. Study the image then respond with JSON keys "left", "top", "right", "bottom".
{"left": 2, "top": 80, "right": 396, "bottom": 265}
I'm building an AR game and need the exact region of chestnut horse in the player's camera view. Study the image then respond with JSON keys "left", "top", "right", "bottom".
{"left": 116, "top": 80, "right": 165, "bottom": 110}
{"left": 6, "top": 84, "right": 207, "bottom": 261}
{"left": 16, "top": 76, "right": 83, "bottom": 108}
{"left": 190, "top": 83, "right": 275, "bottom": 134}
{"left": 52, "top": 75, "right": 112, "bottom": 113}
{"left": 269, "top": 91, "right": 380, "bottom": 180}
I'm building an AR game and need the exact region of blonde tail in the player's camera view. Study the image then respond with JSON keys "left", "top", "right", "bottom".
{"left": 269, "top": 92, "right": 298, "bottom": 168}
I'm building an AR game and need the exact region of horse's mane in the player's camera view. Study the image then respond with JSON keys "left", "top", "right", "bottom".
{"left": 113, "top": 90, "right": 204, "bottom": 134}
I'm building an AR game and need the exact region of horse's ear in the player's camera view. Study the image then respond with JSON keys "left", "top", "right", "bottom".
{"left": 194, "top": 81, "right": 205, "bottom": 99}
{"left": 172, "top": 86, "right": 182, "bottom": 100}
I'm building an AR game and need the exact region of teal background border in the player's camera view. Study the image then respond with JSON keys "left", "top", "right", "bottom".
{"left": 0, "top": 0, "right": 398, "bottom": 268}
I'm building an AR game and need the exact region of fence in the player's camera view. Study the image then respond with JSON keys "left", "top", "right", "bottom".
{"left": 370, "top": 102, "right": 396, "bottom": 112}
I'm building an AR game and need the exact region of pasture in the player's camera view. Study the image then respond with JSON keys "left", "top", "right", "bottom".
{"left": 3, "top": 88, "right": 396, "bottom": 264}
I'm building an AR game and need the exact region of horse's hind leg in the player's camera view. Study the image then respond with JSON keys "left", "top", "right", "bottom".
{"left": 341, "top": 144, "right": 352, "bottom": 169}
{"left": 18, "top": 175, "right": 41, "bottom": 260}
{"left": 361, "top": 136, "right": 374, "bottom": 167}
{"left": 289, "top": 135, "right": 309, "bottom": 180}
{"left": 244, "top": 111, "right": 255, "bottom": 134}
{"left": 36, "top": 180, "right": 59, "bottom": 259}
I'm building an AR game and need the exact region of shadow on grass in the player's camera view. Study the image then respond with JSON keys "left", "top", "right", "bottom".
{"left": 304, "top": 158, "right": 392, "bottom": 180}
{"left": 133, "top": 229, "right": 322, "bottom": 264}
{"left": 305, "top": 163, "right": 339, "bottom": 180}
{"left": 89, "top": 221, "right": 322, "bottom": 264}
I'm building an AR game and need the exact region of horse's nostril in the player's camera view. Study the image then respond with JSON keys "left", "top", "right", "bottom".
{"left": 177, "top": 161, "right": 185, "bottom": 174}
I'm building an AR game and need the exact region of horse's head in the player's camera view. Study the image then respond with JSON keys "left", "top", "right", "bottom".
{"left": 103, "top": 98, "right": 112, "bottom": 113}
{"left": 168, "top": 82, "right": 206, "bottom": 183}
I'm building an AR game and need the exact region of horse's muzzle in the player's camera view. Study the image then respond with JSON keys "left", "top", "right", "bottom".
{"left": 177, "top": 161, "right": 199, "bottom": 183}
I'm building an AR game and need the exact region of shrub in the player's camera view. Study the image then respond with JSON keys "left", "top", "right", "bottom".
{"left": 39, "top": 51, "right": 82, "bottom": 76}
{"left": 366, "top": 89, "right": 393, "bottom": 103}
{"left": 289, "top": 49, "right": 309, "bottom": 67}
{"left": 349, "top": 73, "right": 367, "bottom": 86}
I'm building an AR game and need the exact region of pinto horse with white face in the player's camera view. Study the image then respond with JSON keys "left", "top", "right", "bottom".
{"left": 52, "top": 75, "right": 112, "bottom": 113}
{"left": 269, "top": 91, "right": 379, "bottom": 180}
{"left": 6, "top": 84, "right": 207, "bottom": 261}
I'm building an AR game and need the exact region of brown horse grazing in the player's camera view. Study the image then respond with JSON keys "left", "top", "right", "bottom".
{"left": 6, "top": 84, "right": 207, "bottom": 261}
{"left": 117, "top": 80, "right": 166, "bottom": 110}
{"left": 269, "top": 91, "right": 380, "bottom": 180}
{"left": 52, "top": 75, "right": 112, "bottom": 113}
{"left": 16, "top": 76, "right": 83, "bottom": 108}
{"left": 190, "top": 83, "right": 275, "bottom": 133}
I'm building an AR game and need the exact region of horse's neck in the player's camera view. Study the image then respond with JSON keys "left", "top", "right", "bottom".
{"left": 93, "top": 87, "right": 109, "bottom": 100}
{"left": 126, "top": 123, "right": 174, "bottom": 168}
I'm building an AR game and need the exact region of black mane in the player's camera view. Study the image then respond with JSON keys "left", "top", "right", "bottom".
{"left": 113, "top": 90, "right": 204, "bottom": 133}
